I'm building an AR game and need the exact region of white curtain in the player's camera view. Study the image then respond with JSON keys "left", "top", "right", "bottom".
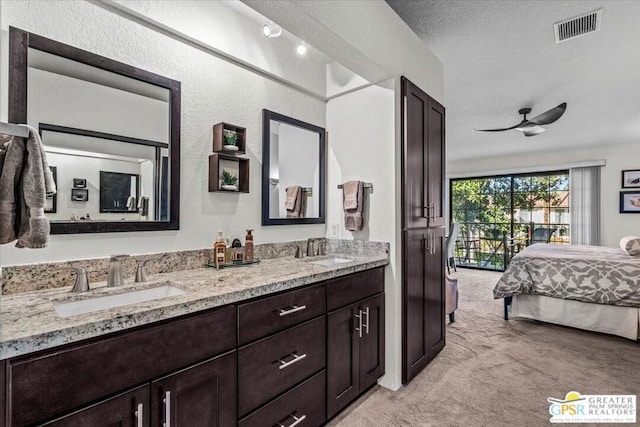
{"left": 569, "top": 166, "right": 601, "bottom": 245}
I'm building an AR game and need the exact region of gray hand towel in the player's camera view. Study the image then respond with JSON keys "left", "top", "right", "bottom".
{"left": 15, "top": 125, "right": 56, "bottom": 248}
{"left": 286, "top": 186, "right": 304, "bottom": 218}
{"left": 0, "top": 136, "right": 25, "bottom": 244}
{"left": 343, "top": 180, "right": 364, "bottom": 231}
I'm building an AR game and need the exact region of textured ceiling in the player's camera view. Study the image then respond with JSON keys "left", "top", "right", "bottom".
{"left": 385, "top": 0, "right": 640, "bottom": 162}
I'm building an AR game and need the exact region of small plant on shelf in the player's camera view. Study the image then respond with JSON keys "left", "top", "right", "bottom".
{"left": 220, "top": 170, "right": 239, "bottom": 190}
{"left": 223, "top": 130, "right": 238, "bottom": 150}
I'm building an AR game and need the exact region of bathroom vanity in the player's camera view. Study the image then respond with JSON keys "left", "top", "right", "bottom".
{"left": 0, "top": 253, "right": 387, "bottom": 426}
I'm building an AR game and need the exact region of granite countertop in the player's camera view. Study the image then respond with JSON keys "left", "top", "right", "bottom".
{"left": 0, "top": 253, "right": 388, "bottom": 360}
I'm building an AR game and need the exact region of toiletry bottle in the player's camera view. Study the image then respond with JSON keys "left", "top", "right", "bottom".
{"left": 214, "top": 231, "right": 227, "bottom": 266}
{"left": 245, "top": 229, "right": 254, "bottom": 260}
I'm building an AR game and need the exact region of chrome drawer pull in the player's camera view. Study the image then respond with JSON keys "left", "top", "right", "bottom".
{"left": 278, "top": 352, "right": 307, "bottom": 370}
{"left": 279, "top": 305, "right": 307, "bottom": 317}
{"left": 363, "top": 306, "right": 370, "bottom": 334}
{"left": 277, "top": 414, "right": 307, "bottom": 427}
{"left": 163, "top": 391, "right": 171, "bottom": 427}
{"left": 354, "top": 310, "right": 363, "bottom": 338}
{"left": 135, "top": 403, "right": 143, "bottom": 427}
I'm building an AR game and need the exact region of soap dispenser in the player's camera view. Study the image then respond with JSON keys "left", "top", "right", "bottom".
{"left": 245, "top": 229, "right": 254, "bottom": 261}
{"left": 213, "top": 231, "right": 228, "bottom": 266}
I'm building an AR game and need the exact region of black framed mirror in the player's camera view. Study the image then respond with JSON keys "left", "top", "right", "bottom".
{"left": 8, "top": 27, "right": 181, "bottom": 234}
{"left": 262, "top": 109, "right": 326, "bottom": 225}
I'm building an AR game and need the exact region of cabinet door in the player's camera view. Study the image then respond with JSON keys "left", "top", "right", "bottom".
{"left": 425, "top": 228, "right": 446, "bottom": 358}
{"left": 403, "top": 229, "right": 428, "bottom": 383}
{"left": 151, "top": 351, "right": 236, "bottom": 427}
{"left": 402, "top": 77, "right": 429, "bottom": 229}
{"left": 403, "top": 227, "right": 446, "bottom": 384}
{"left": 43, "top": 385, "right": 149, "bottom": 427}
{"left": 359, "top": 293, "right": 385, "bottom": 391}
{"left": 326, "top": 303, "right": 360, "bottom": 419}
{"left": 426, "top": 96, "right": 445, "bottom": 227}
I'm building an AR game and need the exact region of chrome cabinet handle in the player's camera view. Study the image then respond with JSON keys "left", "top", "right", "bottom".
{"left": 430, "top": 202, "right": 435, "bottom": 221}
{"left": 135, "top": 403, "right": 143, "bottom": 427}
{"left": 163, "top": 391, "right": 171, "bottom": 427}
{"left": 277, "top": 414, "right": 307, "bottom": 427}
{"left": 278, "top": 352, "right": 307, "bottom": 370}
{"left": 431, "top": 233, "right": 436, "bottom": 254}
{"left": 279, "top": 305, "right": 307, "bottom": 317}
{"left": 354, "top": 310, "right": 363, "bottom": 338}
{"left": 363, "top": 306, "right": 370, "bottom": 335}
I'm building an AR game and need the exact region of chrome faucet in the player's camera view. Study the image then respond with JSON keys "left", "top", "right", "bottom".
{"left": 107, "top": 254, "right": 129, "bottom": 287}
{"left": 316, "top": 240, "right": 327, "bottom": 256}
{"left": 135, "top": 257, "right": 162, "bottom": 283}
{"left": 306, "top": 238, "right": 326, "bottom": 257}
{"left": 64, "top": 267, "right": 90, "bottom": 293}
{"left": 293, "top": 245, "right": 304, "bottom": 259}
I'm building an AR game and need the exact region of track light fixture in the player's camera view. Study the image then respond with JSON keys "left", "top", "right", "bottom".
{"left": 263, "top": 23, "right": 282, "bottom": 38}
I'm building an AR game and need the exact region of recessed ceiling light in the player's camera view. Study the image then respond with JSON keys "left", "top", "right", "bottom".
{"left": 263, "top": 23, "right": 282, "bottom": 38}
{"left": 296, "top": 44, "right": 307, "bottom": 56}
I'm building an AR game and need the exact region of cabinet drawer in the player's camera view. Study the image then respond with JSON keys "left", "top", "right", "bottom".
{"left": 238, "top": 316, "right": 326, "bottom": 416}
{"left": 8, "top": 305, "right": 236, "bottom": 427}
{"left": 239, "top": 370, "right": 326, "bottom": 427}
{"left": 327, "top": 267, "right": 384, "bottom": 311}
{"left": 238, "top": 283, "right": 325, "bottom": 345}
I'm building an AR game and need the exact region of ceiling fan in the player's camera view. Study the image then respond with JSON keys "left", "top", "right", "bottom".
{"left": 475, "top": 102, "right": 567, "bottom": 137}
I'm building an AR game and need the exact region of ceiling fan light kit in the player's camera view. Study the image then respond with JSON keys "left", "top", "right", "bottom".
{"left": 475, "top": 102, "right": 567, "bottom": 137}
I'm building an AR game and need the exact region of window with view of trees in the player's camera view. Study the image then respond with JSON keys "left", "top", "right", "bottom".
{"left": 450, "top": 171, "right": 569, "bottom": 271}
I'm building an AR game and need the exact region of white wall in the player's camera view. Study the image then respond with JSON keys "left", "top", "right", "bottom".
{"left": 447, "top": 141, "right": 640, "bottom": 247}
{"left": 0, "top": 0, "right": 326, "bottom": 265}
{"left": 327, "top": 80, "right": 401, "bottom": 390}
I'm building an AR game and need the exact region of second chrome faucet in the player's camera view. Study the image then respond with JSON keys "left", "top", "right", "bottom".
{"left": 306, "top": 238, "right": 326, "bottom": 257}
{"left": 107, "top": 255, "right": 129, "bottom": 287}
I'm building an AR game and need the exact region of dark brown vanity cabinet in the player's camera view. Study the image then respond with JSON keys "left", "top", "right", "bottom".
{"left": 1, "top": 266, "right": 386, "bottom": 426}
{"left": 237, "top": 285, "right": 327, "bottom": 426}
{"left": 326, "top": 269, "right": 385, "bottom": 419}
{"left": 5, "top": 305, "right": 236, "bottom": 427}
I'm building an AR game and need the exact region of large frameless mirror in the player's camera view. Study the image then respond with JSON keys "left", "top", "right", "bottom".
{"left": 8, "top": 27, "right": 181, "bottom": 234}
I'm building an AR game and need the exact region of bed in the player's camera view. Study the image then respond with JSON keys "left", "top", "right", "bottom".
{"left": 493, "top": 243, "right": 640, "bottom": 340}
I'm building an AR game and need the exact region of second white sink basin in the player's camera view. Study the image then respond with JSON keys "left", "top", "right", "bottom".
{"left": 54, "top": 285, "right": 186, "bottom": 318}
{"left": 310, "top": 257, "right": 353, "bottom": 267}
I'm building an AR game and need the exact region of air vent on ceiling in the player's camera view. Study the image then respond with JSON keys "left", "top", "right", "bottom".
{"left": 554, "top": 9, "right": 601, "bottom": 43}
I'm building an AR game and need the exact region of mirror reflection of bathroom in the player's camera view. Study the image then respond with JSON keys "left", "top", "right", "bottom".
{"left": 268, "top": 120, "right": 321, "bottom": 219}
{"left": 28, "top": 48, "right": 171, "bottom": 223}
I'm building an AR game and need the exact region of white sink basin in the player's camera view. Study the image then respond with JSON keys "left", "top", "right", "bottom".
{"left": 54, "top": 285, "right": 185, "bottom": 318}
{"left": 310, "top": 257, "right": 353, "bottom": 267}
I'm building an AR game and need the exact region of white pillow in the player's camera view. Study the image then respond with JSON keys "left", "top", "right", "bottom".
{"left": 619, "top": 236, "right": 640, "bottom": 256}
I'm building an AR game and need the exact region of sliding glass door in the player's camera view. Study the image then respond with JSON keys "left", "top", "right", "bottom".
{"left": 450, "top": 171, "right": 569, "bottom": 271}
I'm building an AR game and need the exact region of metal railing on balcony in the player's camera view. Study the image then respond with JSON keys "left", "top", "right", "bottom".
{"left": 453, "top": 222, "right": 570, "bottom": 271}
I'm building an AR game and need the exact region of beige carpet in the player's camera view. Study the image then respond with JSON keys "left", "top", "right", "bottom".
{"left": 329, "top": 268, "right": 639, "bottom": 427}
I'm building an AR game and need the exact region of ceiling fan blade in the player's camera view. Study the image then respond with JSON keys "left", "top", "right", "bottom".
{"left": 474, "top": 120, "right": 527, "bottom": 132}
{"left": 528, "top": 102, "right": 567, "bottom": 126}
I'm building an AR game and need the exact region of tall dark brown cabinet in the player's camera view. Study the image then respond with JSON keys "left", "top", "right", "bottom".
{"left": 401, "top": 76, "right": 446, "bottom": 384}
